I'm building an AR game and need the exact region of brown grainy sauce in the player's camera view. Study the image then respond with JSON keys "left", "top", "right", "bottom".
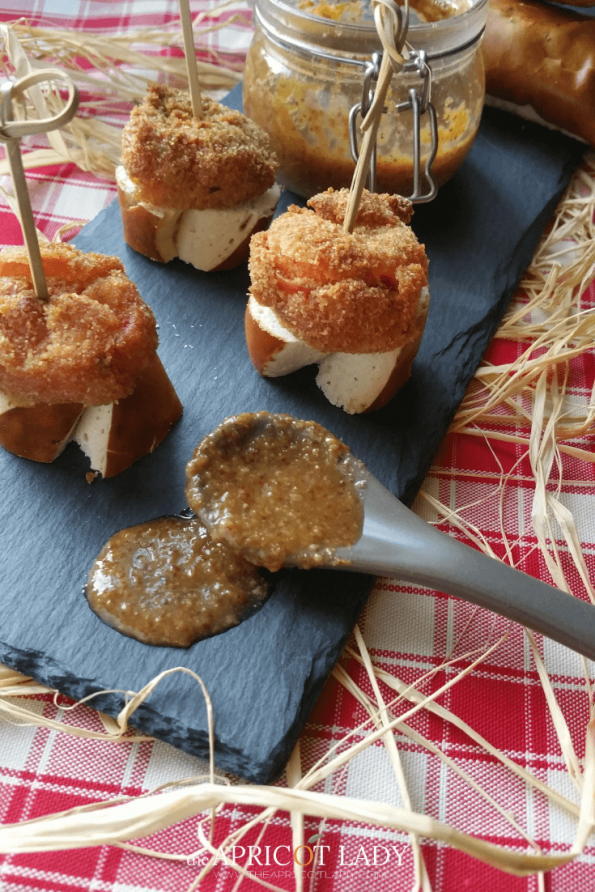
{"left": 185, "top": 412, "right": 365, "bottom": 572}
{"left": 85, "top": 515, "right": 269, "bottom": 647}
{"left": 299, "top": 0, "right": 470, "bottom": 22}
{"left": 243, "top": 66, "right": 479, "bottom": 199}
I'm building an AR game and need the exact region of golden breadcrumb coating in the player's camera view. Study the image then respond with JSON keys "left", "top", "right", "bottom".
{"left": 0, "top": 243, "right": 158, "bottom": 405}
{"left": 121, "top": 85, "right": 278, "bottom": 210}
{"left": 248, "top": 189, "right": 429, "bottom": 354}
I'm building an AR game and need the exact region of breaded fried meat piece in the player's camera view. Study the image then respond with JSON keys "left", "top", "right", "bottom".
{"left": 248, "top": 188, "right": 429, "bottom": 355}
{"left": 0, "top": 243, "right": 158, "bottom": 405}
{"left": 121, "top": 84, "right": 278, "bottom": 210}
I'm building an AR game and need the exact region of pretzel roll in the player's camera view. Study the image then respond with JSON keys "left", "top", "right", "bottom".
{"left": 0, "top": 243, "right": 182, "bottom": 476}
{"left": 484, "top": 0, "right": 595, "bottom": 147}
{"left": 249, "top": 189, "right": 427, "bottom": 355}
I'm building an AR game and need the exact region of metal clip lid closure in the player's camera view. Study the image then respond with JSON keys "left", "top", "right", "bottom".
{"left": 349, "top": 4, "right": 438, "bottom": 203}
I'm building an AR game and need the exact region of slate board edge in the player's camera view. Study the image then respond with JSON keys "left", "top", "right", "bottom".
{"left": 0, "top": 569, "right": 372, "bottom": 783}
{"left": 0, "top": 636, "right": 274, "bottom": 782}
{"left": 399, "top": 148, "right": 583, "bottom": 507}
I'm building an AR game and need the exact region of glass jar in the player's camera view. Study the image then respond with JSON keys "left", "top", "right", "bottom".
{"left": 243, "top": 0, "right": 488, "bottom": 199}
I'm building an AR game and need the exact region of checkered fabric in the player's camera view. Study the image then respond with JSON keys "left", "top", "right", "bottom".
{"left": 1, "top": 2, "right": 595, "bottom": 890}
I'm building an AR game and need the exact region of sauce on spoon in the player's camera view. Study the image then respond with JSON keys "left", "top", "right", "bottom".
{"left": 185, "top": 412, "right": 366, "bottom": 572}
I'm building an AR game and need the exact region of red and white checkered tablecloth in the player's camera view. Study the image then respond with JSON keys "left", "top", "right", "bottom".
{"left": 1, "top": 2, "right": 595, "bottom": 890}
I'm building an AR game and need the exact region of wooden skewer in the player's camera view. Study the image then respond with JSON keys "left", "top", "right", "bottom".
{"left": 0, "top": 81, "right": 48, "bottom": 300}
{"left": 179, "top": 0, "right": 203, "bottom": 119}
{"left": 343, "top": 52, "right": 394, "bottom": 234}
{"left": 4, "top": 135, "right": 49, "bottom": 299}
{"left": 0, "top": 70, "right": 80, "bottom": 301}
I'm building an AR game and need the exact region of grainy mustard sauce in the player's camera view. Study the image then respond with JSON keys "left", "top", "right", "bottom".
{"left": 85, "top": 515, "right": 268, "bottom": 647}
{"left": 300, "top": 0, "right": 470, "bottom": 23}
{"left": 185, "top": 412, "right": 365, "bottom": 572}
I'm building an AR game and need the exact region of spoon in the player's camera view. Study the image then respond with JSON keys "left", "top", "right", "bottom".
{"left": 332, "top": 468, "right": 595, "bottom": 661}
{"left": 187, "top": 412, "right": 595, "bottom": 662}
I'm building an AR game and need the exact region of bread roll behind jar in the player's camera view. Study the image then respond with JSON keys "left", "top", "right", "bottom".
{"left": 0, "top": 243, "right": 182, "bottom": 476}
{"left": 117, "top": 85, "right": 281, "bottom": 272}
{"left": 246, "top": 188, "right": 429, "bottom": 414}
{"left": 484, "top": 0, "right": 595, "bottom": 147}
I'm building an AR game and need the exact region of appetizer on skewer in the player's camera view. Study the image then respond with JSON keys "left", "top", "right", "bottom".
{"left": 117, "top": 85, "right": 281, "bottom": 271}
{"left": 0, "top": 242, "right": 182, "bottom": 476}
{"left": 246, "top": 188, "right": 430, "bottom": 413}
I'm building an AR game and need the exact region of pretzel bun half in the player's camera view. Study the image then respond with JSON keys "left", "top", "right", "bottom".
{"left": 117, "top": 167, "right": 280, "bottom": 271}
{"left": 74, "top": 353, "right": 182, "bottom": 478}
{"left": 0, "top": 395, "right": 83, "bottom": 463}
{"left": 245, "top": 289, "right": 429, "bottom": 414}
{"left": 484, "top": 0, "right": 595, "bottom": 147}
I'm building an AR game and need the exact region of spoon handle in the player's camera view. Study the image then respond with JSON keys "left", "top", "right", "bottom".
{"left": 343, "top": 476, "right": 595, "bottom": 660}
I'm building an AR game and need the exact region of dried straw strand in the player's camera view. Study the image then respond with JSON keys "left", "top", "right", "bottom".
{"left": 0, "top": 9, "right": 243, "bottom": 181}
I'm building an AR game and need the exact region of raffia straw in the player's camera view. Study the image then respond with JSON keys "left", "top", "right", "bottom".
{"left": 0, "top": 780, "right": 580, "bottom": 876}
{"left": 156, "top": 636, "right": 516, "bottom": 880}
{"left": 574, "top": 718, "right": 595, "bottom": 854}
{"left": 0, "top": 668, "right": 213, "bottom": 761}
{"left": 526, "top": 631, "right": 583, "bottom": 789}
{"left": 0, "top": 665, "right": 50, "bottom": 696}
{"left": 352, "top": 626, "right": 432, "bottom": 892}
{"left": 333, "top": 663, "right": 542, "bottom": 855}
{"left": 0, "top": 8, "right": 243, "bottom": 181}
{"left": 345, "top": 647, "right": 581, "bottom": 818}
{"left": 189, "top": 641, "right": 500, "bottom": 887}
{"left": 286, "top": 742, "right": 305, "bottom": 892}
{"left": 453, "top": 154, "right": 595, "bottom": 437}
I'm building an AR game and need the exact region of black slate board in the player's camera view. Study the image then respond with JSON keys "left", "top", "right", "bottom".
{"left": 0, "top": 91, "right": 585, "bottom": 782}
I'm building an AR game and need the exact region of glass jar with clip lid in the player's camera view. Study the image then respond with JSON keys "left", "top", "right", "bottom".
{"left": 243, "top": 0, "right": 488, "bottom": 201}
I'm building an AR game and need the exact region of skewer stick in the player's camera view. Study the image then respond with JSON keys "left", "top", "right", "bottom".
{"left": 3, "top": 131, "right": 48, "bottom": 299}
{"left": 179, "top": 0, "right": 203, "bottom": 119}
{"left": 0, "top": 70, "right": 79, "bottom": 302}
{"left": 343, "top": 0, "right": 408, "bottom": 234}
{"left": 343, "top": 53, "right": 394, "bottom": 234}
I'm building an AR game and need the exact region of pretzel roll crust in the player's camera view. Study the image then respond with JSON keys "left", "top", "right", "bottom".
{"left": 248, "top": 189, "right": 428, "bottom": 355}
{"left": 121, "top": 85, "right": 278, "bottom": 210}
{"left": 0, "top": 244, "right": 158, "bottom": 405}
{"left": 484, "top": 0, "right": 595, "bottom": 147}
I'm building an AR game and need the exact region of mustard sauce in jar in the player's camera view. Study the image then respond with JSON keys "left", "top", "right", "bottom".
{"left": 243, "top": 0, "right": 488, "bottom": 198}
